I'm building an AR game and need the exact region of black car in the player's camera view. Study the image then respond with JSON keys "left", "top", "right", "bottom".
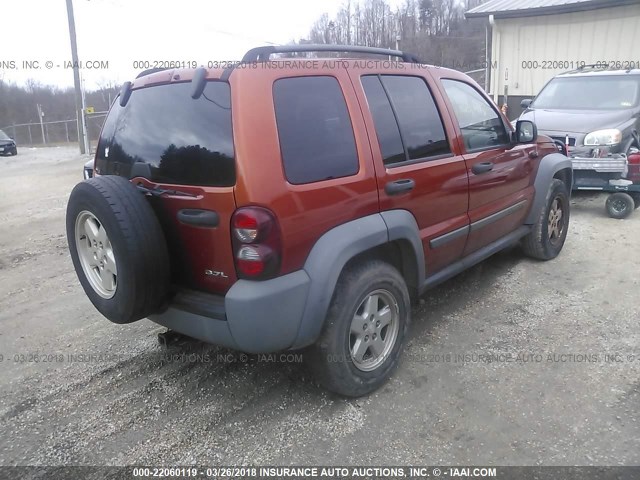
{"left": 0, "top": 129, "right": 17, "bottom": 156}
{"left": 518, "top": 67, "right": 640, "bottom": 159}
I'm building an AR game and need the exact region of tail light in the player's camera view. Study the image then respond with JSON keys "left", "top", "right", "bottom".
{"left": 628, "top": 153, "right": 640, "bottom": 164}
{"left": 231, "top": 207, "right": 281, "bottom": 279}
{"left": 627, "top": 152, "right": 640, "bottom": 182}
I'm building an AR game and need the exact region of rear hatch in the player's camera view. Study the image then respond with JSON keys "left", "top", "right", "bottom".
{"left": 94, "top": 80, "right": 237, "bottom": 295}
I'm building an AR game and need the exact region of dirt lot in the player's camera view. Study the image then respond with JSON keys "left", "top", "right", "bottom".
{"left": 0, "top": 146, "right": 638, "bottom": 466}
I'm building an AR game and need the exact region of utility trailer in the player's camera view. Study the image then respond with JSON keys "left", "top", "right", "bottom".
{"left": 571, "top": 148, "right": 640, "bottom": 219}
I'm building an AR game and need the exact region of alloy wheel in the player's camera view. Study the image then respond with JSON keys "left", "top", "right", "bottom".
{"left": 349, "top": 289, "right": 400, "bottom": 372}
{"left": 74, "top": 211, "right": 118, "bottom": 299}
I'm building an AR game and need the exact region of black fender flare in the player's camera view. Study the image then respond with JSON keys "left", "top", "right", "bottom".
{"left": 525, "top": 153, "right": 573, "bottom": 225}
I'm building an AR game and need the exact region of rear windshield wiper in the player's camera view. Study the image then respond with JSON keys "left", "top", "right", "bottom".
{"left": 136, "top": 184, "right": 197, "bottom": 198}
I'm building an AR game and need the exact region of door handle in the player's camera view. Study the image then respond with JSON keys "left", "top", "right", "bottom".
{"left": 472, "top": 162, "right": 494, "bottom": 175}
{"left": 385, "top": 179, "right": 415, "bottom": 196}
{"left": 177, "top": 209, "right": 219, "bottom": 228}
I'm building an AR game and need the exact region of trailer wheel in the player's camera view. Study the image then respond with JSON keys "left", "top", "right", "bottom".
{"left": 629, "top": 193, "right": 640, "bottom": 210}
{"left": 605, "top": 192, "right": 634, "bottom": 219}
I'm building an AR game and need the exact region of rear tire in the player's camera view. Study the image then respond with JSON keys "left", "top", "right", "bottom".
{"left": 522, "top": 179, "right": 570, "bottom": 260}
{"left": 606, "top": 192, "right": 634, "bottom": 219}
{"left": 66, "top": 175, "right": 170, "bottom": 324}
{"left": 306, "top": 260, "right": 410, "bottom": 397}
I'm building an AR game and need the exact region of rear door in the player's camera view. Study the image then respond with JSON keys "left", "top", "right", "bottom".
{"left": 94, "top": 80, "right": 238, "bottom": 294}
{"left": 433, "top": 75, "right": 536, "bottom": 255}
{"left": 352, "top": 71, "right": 469, "bottom": 275}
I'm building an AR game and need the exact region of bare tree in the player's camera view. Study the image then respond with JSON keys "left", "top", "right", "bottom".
{"left": 297, "top": 0, "right": 489, "bottom": 75}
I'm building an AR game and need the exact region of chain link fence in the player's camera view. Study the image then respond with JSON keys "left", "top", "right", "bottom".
{"left": 1, "top": 120, "right": 76, "bottom": 146}
{"left": 1, "top": 112, "right": 107, "bottom": 153}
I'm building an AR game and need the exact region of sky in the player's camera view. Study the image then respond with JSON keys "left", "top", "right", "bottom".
{"left": 0, "top": 0, "right": 373, "bottom": 89}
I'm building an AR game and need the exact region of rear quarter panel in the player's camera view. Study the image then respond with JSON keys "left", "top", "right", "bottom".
{"left": 230, "top": 64, "right": 379, "bottom": 275}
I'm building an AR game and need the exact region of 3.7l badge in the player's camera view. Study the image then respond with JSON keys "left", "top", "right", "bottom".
{"left": 205, "top": 269, "right": 228, "bottom": 278}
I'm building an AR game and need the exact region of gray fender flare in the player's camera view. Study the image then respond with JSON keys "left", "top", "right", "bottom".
{"left": 525, "top": 153, "right": 573, "bottom": 225}
{"left": 291, "top": 211, "right": 423, "bottom": 349}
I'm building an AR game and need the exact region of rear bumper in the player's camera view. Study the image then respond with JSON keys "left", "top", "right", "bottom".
{"left": 148, "top": 270, "right": 310, "bottom": 353}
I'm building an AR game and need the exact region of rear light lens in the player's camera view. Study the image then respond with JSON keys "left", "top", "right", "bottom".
{"left": 231, "top": 207, "right": 281, "bottom": 280}
{"left": 627, "top": 153, "right": 640, "bottom": 182}
{"left": 236, "top": 246, "right": 267, "bottom": 276}
{"left": 233, "top": 211, "right": 259, "bottom": 242}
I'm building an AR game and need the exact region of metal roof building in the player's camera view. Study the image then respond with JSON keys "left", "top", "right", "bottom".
{"left": 465, "top": 0, "right": 640, "bottom": 117}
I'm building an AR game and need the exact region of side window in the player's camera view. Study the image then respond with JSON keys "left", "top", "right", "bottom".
{"left": 362, "top": 75, "right": 451, "bottom": 166}
{"left": 361, "top": 76, "right": 406, "bottom": 165}
{"left": 441, "top": 79, "right": 510, "bottom": 151}
{"left": 273, "top": 76, "right": 359, "bottom": 185}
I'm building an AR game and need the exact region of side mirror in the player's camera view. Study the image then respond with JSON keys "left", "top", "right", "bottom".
{"left": 520, "top": 99, "right": 533, "bottom": 109}
{"left": 515, "top": 120, "right": 537, "bottom": 143}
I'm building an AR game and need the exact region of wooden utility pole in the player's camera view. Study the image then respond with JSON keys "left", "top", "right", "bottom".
{"left": 36, "top": 104, "right": 46, "bottom": 145}
{"left": 65, "top": 0, "right": 86, "bottom": 154}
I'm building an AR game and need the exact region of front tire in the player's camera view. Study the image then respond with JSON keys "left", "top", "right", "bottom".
{"left": 522, "top": 178, "right": 570, "bottom": 260}
{"left": 306, "top": 260, "right": 410, "bottom": 397}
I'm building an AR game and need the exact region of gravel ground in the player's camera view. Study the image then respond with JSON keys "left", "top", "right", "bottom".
{"left": 0, "top": 146, "right": 638, "bottom": 467}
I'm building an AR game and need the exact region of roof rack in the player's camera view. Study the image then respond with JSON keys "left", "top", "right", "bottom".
{"left": 241, "top": 44, "right": 421, "bottom": 63}
{"left": 562, "top": 63, "right": 610, "bottom": 75}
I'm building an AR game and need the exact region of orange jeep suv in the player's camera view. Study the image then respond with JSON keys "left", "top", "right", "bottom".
{"left": 66, "top": 45, "right": 572, "bottom": 396}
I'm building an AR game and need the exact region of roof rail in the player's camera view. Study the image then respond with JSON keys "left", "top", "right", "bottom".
{"left": 241, "top": 44, "right": 421, "bottom": 63}
{"left": 578, "top": 63, "right": 609, "bottom": 70}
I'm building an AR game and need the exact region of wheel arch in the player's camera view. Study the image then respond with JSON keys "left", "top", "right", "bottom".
{"left": 291, "top": 210, "right": 423, "bottom": 349}
{"left": 525, "top": 153, "right": 573, "bottom": 225}
{"left": 553, "top": 167, "right": 573, "bottom": 192}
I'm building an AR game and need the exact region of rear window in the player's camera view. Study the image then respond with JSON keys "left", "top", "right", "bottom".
{"left": 95, "top": 81, "right": 235, "bottom": 187}
{"left": 273, "top": 76, "right": 359, "bottom": 184}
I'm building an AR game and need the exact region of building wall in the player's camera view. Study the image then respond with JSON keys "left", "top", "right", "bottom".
{"left": 489, "top": 3, "right": 640, "bottom": 117}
